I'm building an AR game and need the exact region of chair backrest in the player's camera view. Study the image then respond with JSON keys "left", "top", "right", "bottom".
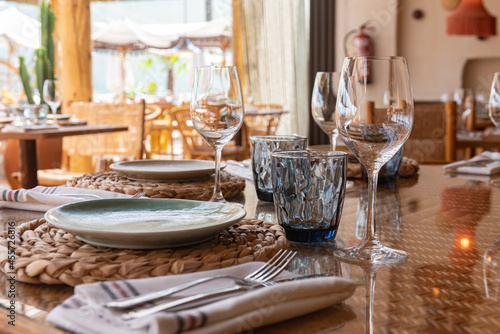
{"left": 62, "top": 100, "right": 145, "bottom": 173}
{"left": 169, "top": 106, "right": 210, "bottom": 158}
{"left": 404, "top": 101, "right": 456, "bottom": 163}
{"left": 243, "top": 103, "right": 284, "bottom": 150}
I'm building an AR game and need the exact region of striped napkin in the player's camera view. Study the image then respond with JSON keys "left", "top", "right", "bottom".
{"left": 0, "top": 186, "right": 130, "bottom": 212}
{"left": 47, "top": 262, "right": 357, "bottom": 334}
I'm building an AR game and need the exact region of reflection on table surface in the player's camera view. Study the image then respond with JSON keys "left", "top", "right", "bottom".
{"left": 1, "top": 165, "right": 500, "bottom": 333}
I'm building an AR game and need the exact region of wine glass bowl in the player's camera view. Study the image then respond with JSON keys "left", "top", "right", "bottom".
{"left": 333, "top": 56, "right": 414, "bottom": 264}
{"left": 311, "top": 72, "right": 341, "bottom": 150}
{"left": 489, "top": 72, "right": 500, "bottom": 128}
{"left": 43, "top": 79, "right": 61, "bottom": 115}
{"left": 190, "top": 66, "right": 244, "bottom": 203}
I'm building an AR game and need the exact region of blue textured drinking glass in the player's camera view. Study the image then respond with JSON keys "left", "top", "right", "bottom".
{"left": 272, "top": 150, "right": 348, "bottom": 243}
{"left": 251, "top": 135, "right": 307, "bottom": 202}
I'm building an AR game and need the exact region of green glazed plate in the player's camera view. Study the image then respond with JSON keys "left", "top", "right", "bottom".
{"left": 45, "top": 199, "right": 246, "bottom": 249}
{"left": 109, "top": 159, "right": 223, "bottom": 182}
{"left": 47, "top": 114, "right": 73, "bottom": 120}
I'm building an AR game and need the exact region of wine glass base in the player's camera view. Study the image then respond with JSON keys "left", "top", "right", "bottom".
{"left": 209, "top": 195, "right": 227, "bottom": 203}
{"left": 333, "top": 242, "right": 408, "bottom": 265}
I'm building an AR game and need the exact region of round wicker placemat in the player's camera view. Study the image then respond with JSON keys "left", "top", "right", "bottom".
{"left": 66, "top": 171, "right": 245, "bottom": 200}
{"left": 0, "top": 218, "right": 287, "bottom": 286}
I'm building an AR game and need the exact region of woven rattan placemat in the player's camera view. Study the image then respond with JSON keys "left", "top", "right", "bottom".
{"left": 67, "top": 171, "right": 245, "bottom": 200}
{"left": 0, "top": 218, "right": 287, "bottom": 286}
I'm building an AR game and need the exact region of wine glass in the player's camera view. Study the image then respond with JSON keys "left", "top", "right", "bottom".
{"left": 333, "top": 56, "right": 414, "bottom": 264}
{"left": 43, "top": 79, "right": 61, "bottom": 115}
{"left": 488, "top": 72, "right": 500, "bottom": 128}
{"left": 454, "top": 88, "right": 474, "bottom": 133}
{"left": 311, "top": 72, "right": 341, "bottom": 150}
{"left": 190, "top": 66, "right": 244, "bottom": 203}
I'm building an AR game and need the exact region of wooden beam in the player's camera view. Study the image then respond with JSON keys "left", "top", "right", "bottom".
{"left": 232, "top": 0, "right": 245, "bottom": 91}
{"left": 55, "top": 0, "right": 93, "bottom": 108}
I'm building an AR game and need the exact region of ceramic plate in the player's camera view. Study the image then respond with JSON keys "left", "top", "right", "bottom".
{"left": 0, "top": 117, "right": 13, "bottom": 124}
{"left": 45, "top": 198, "right": 246, "bottom": 249}
{"left": 47, "top": 114, "right": 73, "bottom": 120}
{"left": 110, "top": 159, "right": 221, "bottom": 182}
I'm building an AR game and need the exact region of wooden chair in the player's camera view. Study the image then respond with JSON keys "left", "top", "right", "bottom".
{"left": 143, "top": 103, "right": 165, "bottom": 158}
{"left": 242, "top": 103, "right": 286, "bottom": 158}
{"left": 170, "top": 106, "right": 246, "bottom": 161}
{"left": 244, "top": 104, "right": 284, "bottom": 137}
{"left": 62, "top": 100, "right": 146, "bottom": 173}
{"left": 404, "top": 101, "right": 457, "bottom": 163}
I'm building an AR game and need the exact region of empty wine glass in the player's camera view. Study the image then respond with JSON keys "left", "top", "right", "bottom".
{"left": 488, "top": 72, "right": 500, "bottom": 128}
{"left": 311, "top": 72, "right": 341, "bottom": 150}
{"left": 43, "top": 79, "right": 61, "bottom": 115}
{"left": 333, "top": 56, "right": 414, "bottom": 264}
{"left": 190, "top": 66, "right": 244, "bottom": 203}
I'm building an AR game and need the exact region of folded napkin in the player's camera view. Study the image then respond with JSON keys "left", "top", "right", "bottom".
{"left": 47, "top": 262, "right": 357, "bottom": 334}
{"left": 0, "top": 186, "right": 130, "bottom": 212}
{"left": 224, "top": 160, "right": 253, "bottom": 182}
{"left": 444, "top": 151, "right": 500, "bottom": 175}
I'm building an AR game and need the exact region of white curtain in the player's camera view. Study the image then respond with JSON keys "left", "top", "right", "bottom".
{"left": 239, "top": 0, "right": 310, "bottom": 136}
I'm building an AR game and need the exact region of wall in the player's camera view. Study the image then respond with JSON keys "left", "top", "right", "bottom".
{"left": 336, "top": 0, "right": 500, "bottom": 101}
{"left": 335, "top": 0, "right": 398, "bottom": 72}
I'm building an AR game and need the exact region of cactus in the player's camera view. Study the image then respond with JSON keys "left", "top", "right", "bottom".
{"left": 40, "top": 1, "right": 55, "bottom": 80}
{"left": 18, "top": 1, "right": 56, "bottom": 105}
{"left": 19, "top": 57, "right": 35, "bottom": 105}
{"left": 35, "top": 48, "right": 47, "bottom": 104}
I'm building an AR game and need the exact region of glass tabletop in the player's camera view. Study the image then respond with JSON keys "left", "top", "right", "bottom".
{"left": 1, "top": 164, "right": 500, "bottom": 333}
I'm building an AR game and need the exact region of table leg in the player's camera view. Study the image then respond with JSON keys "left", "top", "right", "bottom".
{"left": 18, "top": 139, "right": 38, "bottom": 189}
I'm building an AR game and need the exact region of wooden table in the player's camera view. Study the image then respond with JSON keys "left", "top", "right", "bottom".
{"left": 1, "top": 165, "right": 500, "bottom": 333}
{"left": 0, "top": 125, "right": 128, "bottom": 189}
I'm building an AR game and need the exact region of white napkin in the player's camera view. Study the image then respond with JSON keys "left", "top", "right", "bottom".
{"left": 0, "top": 186, "right": 130, "bottom": 212}
{"left": 444, "top": 151, "right": 500, "bottom": 175}
{"left": 47, "top": 262, "right": 356, "bottom": 334}
{"left": 224, "top": 160, "right": 253, "bottom": 182}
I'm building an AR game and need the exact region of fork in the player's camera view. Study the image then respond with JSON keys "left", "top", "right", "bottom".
{"left": 131, "top": 191, "right": 146, "bottom": 198}
{"left": 103, "top": 249, "right": 296, "bottom": 310}
{"left": 120, "top": 249, "right": 297, "bottom": 319}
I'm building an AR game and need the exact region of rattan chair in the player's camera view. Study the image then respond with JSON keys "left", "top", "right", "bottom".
{"left": 244, "top": 103, "right": 284, "bottom": 137}
{"left": 404, "top": 101, "right": 457, "bottom": 163}
{"left": 170, "top": 106, "right": 246, "bottom": 161}
{"left": 61, "top": 100, "right": 146, "bottom": 173}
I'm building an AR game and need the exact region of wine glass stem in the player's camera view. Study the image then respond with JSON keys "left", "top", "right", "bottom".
{"left": 330, "top": 132, "right": 338, "bottom": 151}
{"left": 211, "top": 145, "right": 225, "bottom": 202}
{"left": 365, "top": 170, "right": 379, "bottom": 244}
{"left": 364, "top": 267, "right": 377, "bottom": 334}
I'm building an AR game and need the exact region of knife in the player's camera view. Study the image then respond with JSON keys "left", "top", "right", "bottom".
{"left": 120, "top": 274, "right": 331, "bottom": 320}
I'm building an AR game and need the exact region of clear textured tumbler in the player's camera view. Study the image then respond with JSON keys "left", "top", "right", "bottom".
{"left": 272, "top": 150, "right": 348, "bottom": 243}
{"left": 251, "top": 135, "right": 307, "bottom": 202}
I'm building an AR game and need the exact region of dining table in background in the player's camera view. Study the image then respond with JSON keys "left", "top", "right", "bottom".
{"left": 457, "top": 131, "right": 500, "bottom": 150}
{"left": 1, "top": 165, "right": 500, "bottom": 333}
{"left": 0, "top": 125, "right": 128, "bottom": 189}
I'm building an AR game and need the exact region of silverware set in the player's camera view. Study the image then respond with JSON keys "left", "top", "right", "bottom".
{"left": 103, "top": 249, "right": 298, "bottom": 319}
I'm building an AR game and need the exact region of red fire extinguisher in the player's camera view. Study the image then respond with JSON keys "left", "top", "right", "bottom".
{"left": 344, "top": 22, "right": 374, "bottom": 83}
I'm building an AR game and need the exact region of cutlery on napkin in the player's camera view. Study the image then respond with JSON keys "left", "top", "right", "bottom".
{"left": 0, "top": 186, "right": 130, "bottom": 212}
{"left": 46, "top": 262, "right": 357, "bottom": 334}
{"left": 444, "top": 151, "right": 500, "bottom": 176}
